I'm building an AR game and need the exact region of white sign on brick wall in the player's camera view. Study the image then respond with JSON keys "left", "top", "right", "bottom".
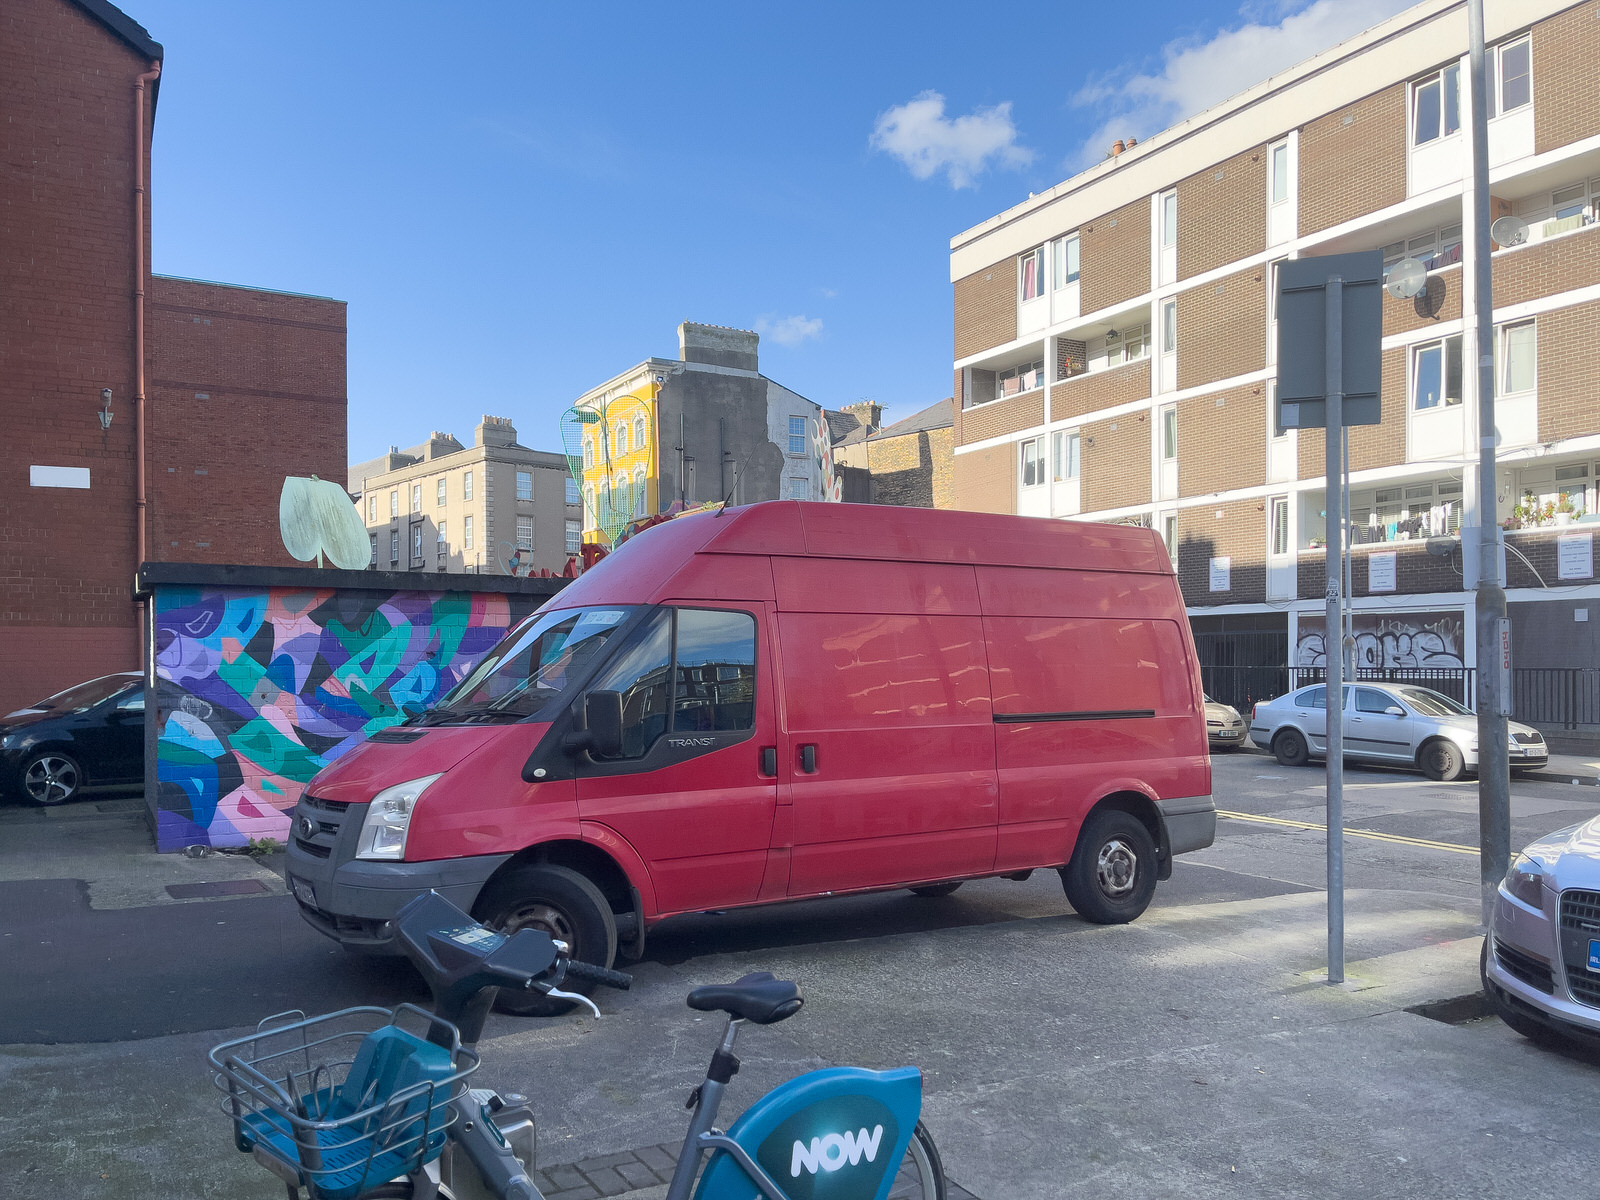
{"left": 1558, "top": 532, "right": 1594, "bottom": 581}
{"left": 1368, "top": 551, "right": 1396, "bottom": 593}
{"left": 30, "top": 465, "right": 90, "bottom": 489}
{"left": 1209, "top": 556, "right": 1231, "bottom": 592}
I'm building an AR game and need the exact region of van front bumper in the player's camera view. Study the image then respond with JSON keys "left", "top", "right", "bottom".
{"left": 285, "top": 797, "right": 511, "bottom": 951}
{"left": 1157, "top": 794, "right": 1217, "bottom": 855}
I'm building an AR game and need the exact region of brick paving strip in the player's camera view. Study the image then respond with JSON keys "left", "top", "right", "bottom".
{"left": 532, "top": 1141, "right": 980, "bottom": 1199}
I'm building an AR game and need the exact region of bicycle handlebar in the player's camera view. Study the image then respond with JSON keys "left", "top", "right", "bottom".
{"left": 561, "top": 959, "right": 633, "bottom": 990}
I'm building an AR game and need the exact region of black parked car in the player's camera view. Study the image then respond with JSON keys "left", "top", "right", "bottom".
{"left": 0, "top": 672, "right": 145, "bottom": 806}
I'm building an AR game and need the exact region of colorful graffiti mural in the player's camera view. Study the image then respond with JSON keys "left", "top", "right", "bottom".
{"left": 151, "top": 583, "right": 550, "bottom": 851}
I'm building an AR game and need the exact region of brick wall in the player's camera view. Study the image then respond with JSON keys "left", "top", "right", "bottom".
{"left": 1299, "top": 85, "right": 1407, "bottom": 236}
{"left": 1175, "top": 503, "right": 1265, "bottom": 606}
{"left": 1175, "top": 266, "right": 1267, "bottom": 390}
{"left": 1176, "top": 145, "right": 1268, "bottom": 280}
{"left": 1080, "top": 198, "right": 1152, "bottom": 314}
{"left": 1176, "top": 384, "right": 1267, "bottom": 499}
{"left": 1298, "top": 345, "right": 1407, "bottom": 478}
{"left": 1081, "top": 413, "right": 1152, "bottom": 512}
{"left": 1533, "top": 2, "right": 1600, "bottom": 154}
{"left": 1051, "top": 360, "right": 1151, "bottom": 422}
{"left": 1383, "top": 263, "right": 1461, "bottom": 336}
{"left": 1506, "top": 528, "right": 1595, "bottom": 588}
{"left": 953, "top": 258, "right": 1018, "bottom": 359}
{"left": 146, "top": 277, "right": 348, "bottom": 566}
{"left": 0, "top": 0, "right": 153, "bottom": 712}
{"left": 957, "top": 390, "right": 1045, "bottom": 444}
{"left": 1535, "top": 300, "right": 1600, "bottom": 442}
{"left": 1493, "top": 224, "right": 1600, "bottom": 309}
{"left": 1296, "top": 544, "right": 1462, "bottom": 601}
{"left": 950, "top": 443, "right": 1015, "bottom": 514}
{"left": 860, "top": 428, "right": 953, "bottom": 509}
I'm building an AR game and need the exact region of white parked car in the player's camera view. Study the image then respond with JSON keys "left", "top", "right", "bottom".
{"left": 1483, "top": 818, "right": 1600, "bottom": 1047}
{"left": 1248, "top": 681, "right": 1548, "bottom": 781}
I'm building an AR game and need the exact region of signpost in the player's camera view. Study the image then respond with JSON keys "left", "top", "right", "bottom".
{"left": 1276, "top": 250, "right": 1383, "bottom": 984}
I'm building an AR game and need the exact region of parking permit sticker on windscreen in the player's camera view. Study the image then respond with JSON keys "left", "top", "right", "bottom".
{"left": 574, "top": 609, "right": 625, "bottom": 632}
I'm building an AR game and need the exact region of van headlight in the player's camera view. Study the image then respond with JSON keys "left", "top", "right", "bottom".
{"left": 355, "top": 774, "right": 443, "bottom": 861}
{"left": 1504, "top": 852, "right": 1546, "bottom": 909}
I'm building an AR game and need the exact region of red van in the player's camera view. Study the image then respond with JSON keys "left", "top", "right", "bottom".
{"left": 286, "top": 502, "right": 1214, "bottom": 1012}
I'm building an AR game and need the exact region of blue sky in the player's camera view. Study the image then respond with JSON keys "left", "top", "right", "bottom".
{"left": 131, "top": 0, "right": 1409, "bottom": 462}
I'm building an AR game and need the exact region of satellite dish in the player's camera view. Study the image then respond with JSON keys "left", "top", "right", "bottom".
{"left": 1490, "top": 215, "right": 1529, "bottom": 248}
{"left": 1385, "top": 257, "right": 1427, "bottom": 300}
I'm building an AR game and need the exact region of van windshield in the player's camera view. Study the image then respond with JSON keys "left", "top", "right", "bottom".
{"left": 425, "top": 606, "right": 637, "bottom": 722}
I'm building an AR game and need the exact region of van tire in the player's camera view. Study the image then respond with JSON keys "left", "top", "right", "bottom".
{"left": 1419, "top": 739, "right": 1465, "bottom": 782}
{"left": 1272, "top": 729, "right": 1309, "bottom": 768}
{"left": 475, "top": 865, "right": 618, "bottom": 1017}
{"left": 908, "top": 882, "right": 963, "bottom": 898}
{"left": 1061, "top": 810, "right": 1157, "bottom": 924}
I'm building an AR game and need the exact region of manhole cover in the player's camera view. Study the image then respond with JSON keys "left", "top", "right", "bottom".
{"left": 165, "top": 879, "right": 271, "bottom": 900}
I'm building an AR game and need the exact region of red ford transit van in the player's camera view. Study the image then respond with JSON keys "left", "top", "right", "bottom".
{"left": 287, "top": 502, "right": 1214, "bottom": 1011}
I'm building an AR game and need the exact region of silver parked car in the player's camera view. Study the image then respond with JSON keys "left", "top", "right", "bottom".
{"left": 1203, "top": 694, "right": 1249, "bottom": 752}
{"left": 1248, "top": 681, "right": 1548, "bottom": 781}
{"left": 1482, "top": 817, "right": 1600, "bottom": 1046}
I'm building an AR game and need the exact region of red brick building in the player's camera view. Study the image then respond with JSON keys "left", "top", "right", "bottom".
{"left": 1, "top": 0, "right": 347, "bottom": 714}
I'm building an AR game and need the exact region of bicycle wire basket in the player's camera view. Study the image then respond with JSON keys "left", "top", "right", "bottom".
{"left": 209, "top": 1004, "right": 479, "bottom": 1200}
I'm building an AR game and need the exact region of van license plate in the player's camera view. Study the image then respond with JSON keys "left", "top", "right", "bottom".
{"left": 289, "top": 876, "right": 316, "bottom": 907}
{"left": 1589, "top": 940, "right": 1600, "bottom": 973}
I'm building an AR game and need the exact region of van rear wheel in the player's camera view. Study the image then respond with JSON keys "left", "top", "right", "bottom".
{"left": 1061, "top": 809, "right": 1157, "bottom": 924}
{"left": 475, "top": 864, "right": 618, "bottom": 1017}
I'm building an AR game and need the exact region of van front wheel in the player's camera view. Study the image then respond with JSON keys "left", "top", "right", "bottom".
{"left": 475, "top": 864, "right": 618, "bottom": 1017}
{"left": 1061, "top": 810, "right": 1157, "bottom": 924}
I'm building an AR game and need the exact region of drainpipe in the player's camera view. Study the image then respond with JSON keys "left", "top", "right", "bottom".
{"left": 133, "top": 62, "right": 160, "bottom": 579}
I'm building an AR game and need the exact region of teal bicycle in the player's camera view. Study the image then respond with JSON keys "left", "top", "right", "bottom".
{"left": 210, "top": 891, "right": 946, "bottom": 1200}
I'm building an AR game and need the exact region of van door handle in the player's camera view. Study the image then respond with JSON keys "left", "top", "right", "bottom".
{"left": 760, "top": 746, "right": 777, "bottom": 777}
{"left": 799, "top": 744, "right": 818, "bottom": 774}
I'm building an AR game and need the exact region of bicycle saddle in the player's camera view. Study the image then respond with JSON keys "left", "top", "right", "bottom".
{"left": 686, "top": 972, "right": 803, "bottom": 1024}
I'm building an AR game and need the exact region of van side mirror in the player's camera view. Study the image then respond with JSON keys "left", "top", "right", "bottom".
{"left": 564, "top": 690, "right": 624, "bottom": 758}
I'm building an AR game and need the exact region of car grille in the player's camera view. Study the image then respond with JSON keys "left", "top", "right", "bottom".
{"left": 1493, "top": 938, "right": 1554, "bottom": 994}
{"left": 299, "top": 793, "right": 349, "bottom": 813}
{"left": 292, "top": 793, "right": 354, "bottom": 860}
{"left": 1559, "top": 889, "right": 1600, "bottom": 1009}
{"left": 1513, "top": 732, "right": 1543, "bottom": 745}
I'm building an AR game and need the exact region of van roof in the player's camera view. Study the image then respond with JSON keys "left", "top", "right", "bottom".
{"left": 552, "top": 502, "right": 1173, "bottom": 609}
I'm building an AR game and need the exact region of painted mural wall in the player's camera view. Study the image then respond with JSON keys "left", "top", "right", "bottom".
{"left": 151, "top": 583, "right": 549, "bottom": 851}
{"left": 1294, "top": 609, "right": 1467, "bottom": 670}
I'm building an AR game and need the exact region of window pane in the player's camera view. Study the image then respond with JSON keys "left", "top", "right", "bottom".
{"left": 565, "top": 477, "right": 580, "bottom": 503}
{"left": 464, "top": 471, "right": 473, "bottom": 500}
{"left": 591, "top": 612, "right": 673, "bottom": 759}
{"left": 464, "top": 515, "right": 474, "bottom": 549}
{"left": 565, "top": 520, "right": 581, "bottom": 553}
{"left": 437, "top": 478, "right": 447, "bottom": 504}
{"left": 1021, "top": 439, "right": 1042, "bottom": 487}
{"left": 517, "top": 471, "right": 533, "bottom": 500}
{"left": 1502, "top": 322, "right": 1535, "bottom": 394}
{"left": 1271, "top": 144, "right": 1288, "bottom": 204}
{"left": 1485, "top": 46, "right": 1497, "bottom": 119}
{"left": 1161, "top": 408, "right": 1177, "bottom": 459}
{"left": 1500, "top": 39, "right": 1530, "bottom": 111}
{"left": 673, "top": 609, "right": 757, "bottom": 733}
{"left": 1021, "top": 249, "right": 1041, "bottom": 300}
{"left": 1162, "top": 192, "right": 1177, "bottom": 247}
{"left": 1270, "top": 497, "right": 1289, "bottom": 556}
{"left": 1445, "top": 335, "right": 1463, "bottom": 404}
{"left": 1414, "top": 344, "right": 1442, "bottom": 409}
{"left": 1414, "top": 78, "right": 1441, "bottom": 144}
{"left": 1067, "top": 236, "right": 1079, "bottom": 280}
{"left": 1442, "top": 64, "right": 1460, "bottom": 136}
{"left": 1162, "top": 300, "right": 1177, "bottom": 352}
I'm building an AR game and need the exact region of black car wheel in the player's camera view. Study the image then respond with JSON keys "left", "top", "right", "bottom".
{"left": 1419, "top": 739, "right": 1465, "bottom": 782}
{"left": 1060, "top": 809, "right": 1157, "bottom": 924}
{"left": 21, "top": 751, "right": 83, "bottom": 806}
{"left": 475, "top": 864, "right": 618, "bottom": 1017}
{"left": 1273, "top": 729, "right": 1310, "bottom": 768}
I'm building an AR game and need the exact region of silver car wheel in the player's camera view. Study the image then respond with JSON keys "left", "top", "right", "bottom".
{"left": 23, "top": 754, "right": 80, "bottom": 805}
{"left": 1096, "top": 838, "right": 1139, "bottom": 898}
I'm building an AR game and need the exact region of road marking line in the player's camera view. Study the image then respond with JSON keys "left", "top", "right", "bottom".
{"left": 1217, "top": 809, "right": 1479, "bottom": 855}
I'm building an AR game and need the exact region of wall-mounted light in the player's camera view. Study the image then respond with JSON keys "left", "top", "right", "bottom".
{"left": 1105, "top": 327, "right": 1120, "bottom": 340}
{"left": 97, "top": 388, "right": 113, "bottom": 430}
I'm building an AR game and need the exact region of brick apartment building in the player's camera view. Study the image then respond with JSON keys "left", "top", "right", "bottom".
{"left": 349, "top": 418, "right": 578, "bottom": 576}
{"left": 950, "top": 0, "right": 1600, "bottom": 709}
{"left": 2, "top": 0, "right": 346, "bottom": 714}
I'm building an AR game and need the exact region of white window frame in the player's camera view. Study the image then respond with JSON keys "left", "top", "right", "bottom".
{"left": 1269, "top": 496, "right": 1290, "bottom": 557}
{"left": 1160, "top": 190, "right": 1177, "bottom": 248}
{"left": 1486, "top": 34, "right": 1531, "bottom": 119}
{"left": 369, "top": 532, "right": 377, "bottom": 566}
{"left": 389, "top": 529, "right": 399, "bottom": 563}
{"left": 583, "top": 438, "right": 594, "bottom": 469}
{"left": 1161, "top": 299, "right": 1177, "bottom": 354}
{"left": 1020, "top": 437, "right": 1045, "bottom": 488}
{"left": 463, "top": 514, "right": 474, "bottom": 550}
{"left": 1269, "top": 140, "right": 1290, "bottom": 206}
{"left": 516, "top": 470, "right": 533, "bottom": 501}
{"left": 615, "top": 421, "right": 628, "bottom": 457}
{"left": 436, "top": 477, "right": 447, "bottom": 506}
{"left": 1411, "top": 62, "right": 1461, "bottom": 147}
{"left": 787, "top": 416, "right": 807, "bottom": 455}
{"left": 1052, "top": 430, "right": 1080, "bottom": 482}
{"left": 1159, "top": 404, "right": 1177, "bottom": 461}
{"left": 411, "top": 525, "right": 423, "bottom": 562}
{"left": 436, "top": 521, "right": 448, "bottom": 552}
{"left": 785, "top": 477, "right": 808, "bottom": 500}
{"left": 1052, "top": 234, "right": 1080, "bottom": 288}
{"left": 634, "top": 415, "right": 646, "bottom": 450}
{"left": 367, "top": 495, "right": 376, "bottom": 522}
{"left": 1162, "top": 512, "right": 1179, "bottom": 563}
{"left": 463, "top": 470, "right": 473, "bottom": 501}
{"left": 516, "top": 518, "right": 533, "bottom": 550}
{"left": 634, "top": 468, "right": 646, "bottom": 515}
{"left": 1496, "top": 319, "right": 1536, "bottom": 398}
{"left": 996, "top": 359, "right": 1045, "bottom": 398}
{"left": 390, "top": 489, "right": 398, "bottom": 518}
{"left": 1020, "top": 246, "right": 1045, "bottom": 302}
{"left": 411, "top": 483, "right": 422, "bottom": 513}
{"left": 1411, "top": 335, "right": 1464, "bottom": 411}
{"left": 565, "top": 519, "right": 582, "bottom": 553}
{"left": 565, "top": 476, "right": 580, "bottom": 504}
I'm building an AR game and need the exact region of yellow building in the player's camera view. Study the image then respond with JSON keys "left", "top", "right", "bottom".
{"left": 574, "top": 382, "right": 658, "bottom": 546}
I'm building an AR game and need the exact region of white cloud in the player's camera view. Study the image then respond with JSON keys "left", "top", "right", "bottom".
{"left": 870, "top": 90, "right": 1034, "bottom": 189}
{"left": 1069, "top": 0, "right": 1413, "bottom": 168}
{"left": 755, "top": 315, "right": 824, "bottom": 347}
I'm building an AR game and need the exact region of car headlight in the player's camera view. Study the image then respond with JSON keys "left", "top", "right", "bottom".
{"left": 354, "top": 774, "right": 443, "bottom": 861}
{"left": 1503, "top": 852, "right": 1547, "bottom": 909}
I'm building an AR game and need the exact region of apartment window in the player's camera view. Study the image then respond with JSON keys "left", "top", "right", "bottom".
{"left": 390, "top": 530, "right": 399, "bottom": 563}
{"left": 1020, "top": 246, "right": 1045, "bottom": 302}
{"left": 1269, "top": 496, "right": 1290, "bottom": 556}
{"left": 1412, "top": 336, "right": 1463, "bottom": 410}
{"left": 1162, "top": 513, "right": 1179, "bottom": 562}
{"left": 1556, "top": 465, "right": 1591, "bottom": 515}
{"left": 1269, "top": 141, "right": 1289, "bottom": 205}
{"left": 516, "top": 470, "right": 533, "bottom": 501}
{"left": 584, "top": 485, "right": 595, "bottom": 523}
{"left": 1161, "top": 299, "right": 1177, "bottom": 353}
{"left": 1160, "top": 190, "right": 1177, "bottom": 248}
{"left": 1486, "top": 36, "right": 1531, "bottom": 117}
{"left": 565, "top": 519, "right": 582, "bottom": 553}
{"left": 634, "top": 416, "right": 646, "bottom": 449}
{"left": 411, "top": 483, "right": 422, "bottom": 513}
{"left": 1552, "top": 183, "right": 1593, "bottom": 221}
{"left": 1052, "top": 430, "right": 1080, "bottom": 481}
{"left": 1105, "top": 323, "right": 1151, "bottom": 367}
{"left": 463, "top": 514, "right": 474, "bottom": 550}
{"left": 615, "top": 421, "right": 628, "bottom": 457}
{"left": 1053, "top": 234, "right": 1080, "bottom": 288}
{"left": 1270, "top": 380, "right": 1288, "bottom": 439}
{"left": 787, "top": 415, "right": 807, "bottom": 455}
{"left": 785, "top": 478, "right": 808, "bottom": 500}
{"left": 437, "top": 521, "right": 448, "bottom": 553}
{"left": 996, "top": 359, "right": 1044, "bottom": 398}
{"left": 389, "top": 489, "right": 398, "bottom": 518}
{"left": 1381, "top": 224, "right": 1462, "bottom": 274}
{"left": 368, "top": 532, "right": 377, "bottom": 566}
{"left": 411, "top": 525, "right": 423, "bottom": 563}
{"left": 437, "top": 477, "right": 447, "bottom": 506}
{"left": 1020, "top": 438, "right": 1045, "bottom": 488}
{"left": 1412, "top": 62, "right": 1461, "bottom": 145}
{"left": 367, "top": 495, "right": 376, "bottom": 522}
{"left": 1160, "top": 405, "right": 1177, "bottom": 461}
{"left": 565, "top": 477, "right": 580, "bottom": 504}
{"left": 583, "top": 438, "right": 595, "bottom": 468}
{"left": 613, "top": 472, "right": 632, "bottom": 518}
{"left": 516, "top": 519, "right": 533, "bottom": 550}
{"left": 634, "top": 468, "right": 646, "bottom": 514}
{"left": 463, "top": 470, "right": 473, "bottom": 501}
{"left": 1496, "top": 320, "right": 1536, "bottom": 396}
